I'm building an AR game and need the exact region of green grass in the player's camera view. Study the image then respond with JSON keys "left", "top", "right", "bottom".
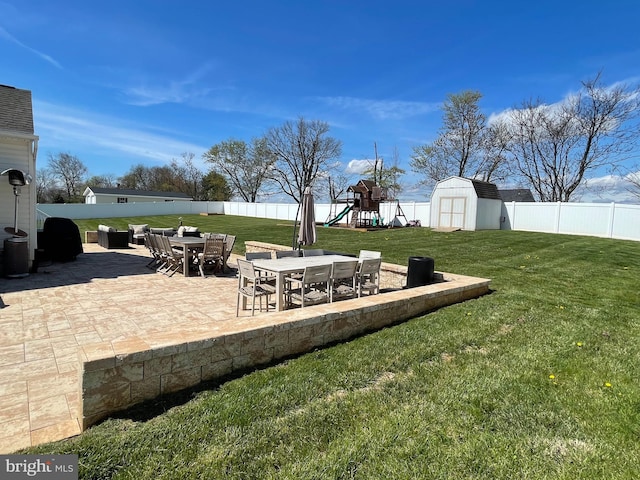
{"left": 27, "top": 215, "right": 640, "bottom": 479}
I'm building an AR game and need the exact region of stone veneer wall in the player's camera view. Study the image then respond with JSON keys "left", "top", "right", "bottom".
{"left": 79, "top": 245, "right": 489, "bottom": 430}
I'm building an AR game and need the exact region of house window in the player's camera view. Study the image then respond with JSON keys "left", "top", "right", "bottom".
{"left": 117, "top": 197, "right": 128, "bottom": 203}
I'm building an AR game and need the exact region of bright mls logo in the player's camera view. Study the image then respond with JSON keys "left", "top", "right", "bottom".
{"left": 0, "top": 455, "right": 78, "bottom": 479}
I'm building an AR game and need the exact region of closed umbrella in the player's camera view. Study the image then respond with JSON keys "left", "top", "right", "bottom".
{"left": 297, "top": 186, "right": 316, "bottom": 246}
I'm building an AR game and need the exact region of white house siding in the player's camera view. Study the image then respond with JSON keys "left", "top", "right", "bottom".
{"left": 0, "top": 137, "right": 36, "bottom": 256}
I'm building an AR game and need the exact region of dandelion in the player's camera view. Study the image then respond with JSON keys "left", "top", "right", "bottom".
{"left": 576, "top": 342, "right": 583, "bottom": 347}
{"left": 549, "top": 374, "right": 555, "bottom": 380}
{"left": 466, "top": 312, "right": 472, "bottom": 316}
{"left": 604, "top": 382, "right": 612, "bottom": 388}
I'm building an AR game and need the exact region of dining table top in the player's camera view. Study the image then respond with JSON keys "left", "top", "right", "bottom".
{"left": 168, "top": 236, "right": 206, "bottom": 246}
{"left": 251, "top": 254, "right": 357, "bottom": 273}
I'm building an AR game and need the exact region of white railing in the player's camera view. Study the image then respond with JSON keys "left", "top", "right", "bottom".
{"left": 36, "top": 200, "right": 640, "bottom": 242}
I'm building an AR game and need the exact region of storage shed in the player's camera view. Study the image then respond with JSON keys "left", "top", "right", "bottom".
{"left": 430, "top": 176, "right": 502, "bottom": 230}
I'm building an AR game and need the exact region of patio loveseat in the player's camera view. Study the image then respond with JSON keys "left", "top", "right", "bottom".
{"left": 97, "top": 224, "right": 129, "bottom": 249}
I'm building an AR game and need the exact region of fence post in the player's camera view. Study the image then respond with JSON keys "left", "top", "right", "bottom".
{"left": 608, "top": 202, "right": 616, "bottom": 238}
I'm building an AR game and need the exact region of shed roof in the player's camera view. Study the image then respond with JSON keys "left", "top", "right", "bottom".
{"left": 85, "top": 187, "right": 192, "bottom": 199}
{"left": 0, "top": 85, "right": 34, "bottom": 134}
{"left": 498, "top": 189, "right": 536, "bottom": 202}
{"left": 470, "top": 179, "right": 501, "bottom": 200}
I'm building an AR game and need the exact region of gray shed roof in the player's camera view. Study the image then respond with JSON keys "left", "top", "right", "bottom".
{"left": 0, "top": 85, "right": 34, "bottom": 134}
{"left": 470, "top": 179, "right": 501, "bottom": 200}
{"left": 499, "top": 189, "right": 536, "bottom": 202}
{"left": 87, "top": 187, "right": 192, "bottom": 199}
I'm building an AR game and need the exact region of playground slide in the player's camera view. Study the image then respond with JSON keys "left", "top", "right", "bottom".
{"left": 324, "top": 205, "right": 353, "bottom": 227}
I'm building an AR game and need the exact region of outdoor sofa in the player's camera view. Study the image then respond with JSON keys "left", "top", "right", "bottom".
{"left": 97, "top": 224, "right": 129, "bottom": 249}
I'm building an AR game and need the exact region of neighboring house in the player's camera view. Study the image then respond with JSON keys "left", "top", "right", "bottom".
{"left": 430, "top": 176, "right": 503, "bottom": 230}
{"left": 0, "top": 84, "right": 39, "bottom": 266}
{"left": 83, "top": 187, "right": 192, "bottom": 204}
{"left": 499, "top": 189, "right": 536, "bottom": 202}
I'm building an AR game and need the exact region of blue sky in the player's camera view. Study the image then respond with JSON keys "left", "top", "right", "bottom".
{"left": 2, "top": 0, "right": 640, "bottom": 201}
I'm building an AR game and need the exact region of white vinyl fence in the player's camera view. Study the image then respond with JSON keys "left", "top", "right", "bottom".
{"left": 37, "top": 200, "right": 640, "bottom": 242}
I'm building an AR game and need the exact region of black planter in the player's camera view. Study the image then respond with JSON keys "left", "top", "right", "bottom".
{"left": 406, "top": 256, "right": 434, "bottom": 288}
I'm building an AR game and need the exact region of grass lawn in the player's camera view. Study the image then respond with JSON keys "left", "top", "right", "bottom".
{"left": 26, "top": 215, "right": 640, "bottom": 479}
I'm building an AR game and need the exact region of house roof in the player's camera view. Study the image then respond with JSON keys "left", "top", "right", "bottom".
{"left": 499, "top": 189, "right": 536, "bottom": 202}
{"left": 0, "top": 85, "right": 34, "bottom": 134}
{"left": 470, "top": 179, "right": 502, "bottom": 200}
{"left": 85, "top": 187, "right": 192, "bottom": 199}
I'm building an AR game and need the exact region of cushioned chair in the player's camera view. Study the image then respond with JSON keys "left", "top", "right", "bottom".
{"left": 246, "top": 252, "right": 272, "bottom": 260}
{"left": 128, "top": 224, "right": 150, "bottom": 245}
{"left": 330, "top": 260, "right": 359, "bottom": 302}
{"left": 236, "top": 259, "right": 276, "bottom": 316}
{"left": 97, "top": 224, "right": 129, "bottom": 249}
{"left": 357, "top": 257, "right": 381, "bottom": 297}
{"left": 284, "top": 264, "right": 332, "bottom": 308}
{"left": 275, "top": 250, "right": 300, "bottom": 258}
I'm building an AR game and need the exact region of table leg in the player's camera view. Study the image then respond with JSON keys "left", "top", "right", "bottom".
{"left": 275, "top": 272, "right": 285, "bottom": 311}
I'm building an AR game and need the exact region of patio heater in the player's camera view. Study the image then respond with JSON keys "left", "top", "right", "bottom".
{"left": 1, "top": 168, "right": 32, "bottom": 277}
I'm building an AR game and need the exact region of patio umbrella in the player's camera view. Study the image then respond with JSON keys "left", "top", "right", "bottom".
{"left": 297, "top": 186, "right": 317, "bottom": 247}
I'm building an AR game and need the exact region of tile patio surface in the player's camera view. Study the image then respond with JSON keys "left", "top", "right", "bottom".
{"left": 0, "top": 243, "right": 248, "bottom": 453}
{"left": 0, "top": 243, "right": 490, "bottom": 454}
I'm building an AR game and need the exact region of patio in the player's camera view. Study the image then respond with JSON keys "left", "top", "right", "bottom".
{"left": 0, "top": 243, "right": 490, "bottom": 453}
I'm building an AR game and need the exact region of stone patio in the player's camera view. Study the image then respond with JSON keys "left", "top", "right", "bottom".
{"left": 0, "top": 243, "right": 490, "bottom": 453}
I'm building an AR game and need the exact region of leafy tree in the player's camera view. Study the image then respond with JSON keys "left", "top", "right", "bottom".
{"left": 201, "top": 171, "right": 233, "bottom": 200}
{"left": 47, "top": 152, "right": 87, "bottom": 202}
{"left": 501, "top": 74, "right": 640, "bottom": 201}
{"left": 265, "top": 117, "right": 342, "bottom": 203}
{"left": 411, "top": 91, "right": 504, "bottom": 185}
{"left": 203, "top": 138, "right": 275, "bottom": 202}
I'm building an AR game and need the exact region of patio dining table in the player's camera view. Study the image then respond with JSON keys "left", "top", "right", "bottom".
{"left": 251, "top": 254, "right": 357, "bottom": 311}
{"left": 169, "top": 236, "right": 206, "bottom": 277}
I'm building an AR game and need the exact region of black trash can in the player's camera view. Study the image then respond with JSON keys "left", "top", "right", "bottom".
{"left": 406, "top": 256, "right": 434, "bottom": 288}
{"left": 4, "top": 236, "right": 29, "bottom": 278}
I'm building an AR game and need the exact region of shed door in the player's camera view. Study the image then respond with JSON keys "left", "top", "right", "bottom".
{"left": 438, "top": 196, "right": 466, "bottom": 228}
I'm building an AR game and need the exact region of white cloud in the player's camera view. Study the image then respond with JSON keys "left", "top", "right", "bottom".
{"left": 318, "top": 96, "right": 439, "bottom": 120}
{"left": 346, "top": 158, "right": 375, "bottom": 174}
{"left": 34, "top": 100, "right": 208, "bottom": 166}
{"left": 0, "top": 26, "right": 62, "bottom": 69}
{"left": 122, "top": 64, "right": 215, "bottom": 106}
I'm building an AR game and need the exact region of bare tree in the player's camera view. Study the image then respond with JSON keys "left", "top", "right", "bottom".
{"left": 35, "top": 167, "right": 57, "bottom": 203}
{"left": 203, "top": 137, "right": 275, "bottom": 202}
{"left": 265, "top": 117, "right": 342, "bottom": 203}
{"left": 363, "top": 146, "right": 405, "bottom": 199}
{"left": 625, "top": 166, "right": 640, "bottom": 199}
{"left": 502, "top": 74, "right": 640, "bottom": 201}
{"left": 411, "top": 91, "right": 505, "bottom": 185}
{"left": 170, "top": 152, "right": 204, "bottom": 199}
{"left": 47, "top": 152, "right": 87, "bottom": 202}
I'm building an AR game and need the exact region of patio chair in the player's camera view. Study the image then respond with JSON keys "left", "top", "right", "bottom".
{"left": 275, "top": 250, "right": 300, "bottom": 258}
{"left": 236, "top": 258, "right": 277, "bottom": 316}
{"left": 303, "top": 248, "right": 324, "bottom": 257}
{"left": 330, "top": 260, "right": 359, "bottom": 302}
{"left": 223, "top": 235, "right": 236, "bottom": 272}
{"left": 284, "top": 263, "right": 332, "bottom": 308}
{"left": 158, "top": 235, "right": 184, "bottom": 277}
{"left": 144, "top": 232, "right": 162, "bottom": 269}
{"left": 357, "top": 257, "right": 381, "bottom": 297}
{"left": 197, "top": 237, "right": 225, "bottom": 277}
{"left": 245, "top": 251, "right": 272, "bottom": 260}
{"left": 358, "top": 250, "right": 381, "bottom": 259}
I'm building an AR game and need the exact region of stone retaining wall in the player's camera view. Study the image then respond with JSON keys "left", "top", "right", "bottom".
{"left": 79, "top": 248, "right": 489, "bottom": 430}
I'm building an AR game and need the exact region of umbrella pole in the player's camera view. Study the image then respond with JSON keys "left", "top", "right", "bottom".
{"left": 292, "top": 201, "right": 301, "bottom": 249}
